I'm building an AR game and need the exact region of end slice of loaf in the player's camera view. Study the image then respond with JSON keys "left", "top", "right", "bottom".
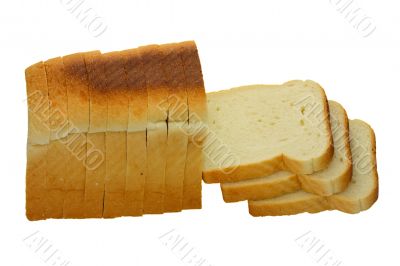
{"left": 248, "top": 119, "right": 378, "bottom": 216}
{"left": 221, "top": 101, "right": 352, "bottom": 202}
{"left": 203, "top": 81, "right": 333, "bottom": 183}
{"left": 25, "top": 62, "right": 50, "bottom": 145}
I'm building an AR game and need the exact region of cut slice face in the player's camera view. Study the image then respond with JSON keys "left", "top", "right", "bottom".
{"left": 221, "top": 100, "right": 352, "bottom": 202}
{"left": 203, "top": 80, "right": 333, "bottom": 183}
{"left": 248, "top": 119, "right": 378, "bottom": 216}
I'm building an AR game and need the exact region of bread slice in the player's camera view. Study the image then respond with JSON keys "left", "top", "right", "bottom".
{"left": 203, "top": 81, "right": 333, "bottom": 183}
{"left": 140, "top": 45, "right": 169, "bottom": 214}
{"left": 221, "top": 101, "right": 352, "bottom": 202}
{"left": 25, "top": 61, "right": 49, "bottom": 220}
{"left": 180, "top": 41, "right": 207, "bottom": 209}
{"left": 44, "top": 57, "right": 68, "bottom": 218}
{"left": 248, "top": 119, "right": 378, "bottom": 216}
{"left": 62, "top": 53, "right": 90, "bottom": 218}
{"left": 25, "top": 62, "right": 50, "bottom": 145}
{"left": 102, "top": 51, "right": 129, "bottom": 218}
{"left": 83, "top": 51, "right": 106, "bottom": 218}
{"left": 160, "top": 43, "right": 189, "bottom": 212}
{"left": 123, "top": 48, "right": 148, "bottom": 216}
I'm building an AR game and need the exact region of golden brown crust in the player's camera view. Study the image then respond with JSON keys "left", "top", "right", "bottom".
{"left": 63, "top": 53, "right": 90, "bottom": 133}
{"left": 139, "top": 45, "right": 169, "bottom": 122}
{"left": 159, "top": 43, "right": 189, "bottom": 122}
{"left": 179, "top": 41, "right": 207, "bottom": 124}
{"left": 45, "top": 57, "right": 69, "bottom": 140}
{"left": 122, "top": 48, "right": 148, "bottom": 131}
{"left": 103, "top": 51, "right": 129, "bottom": 131}
{"left": 83, "top": 51, "right": 107, "bottom": 133}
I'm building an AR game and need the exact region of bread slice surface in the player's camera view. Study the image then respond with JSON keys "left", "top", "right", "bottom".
{"left": 203, "top": 80, "right": 333, "bottom": 183}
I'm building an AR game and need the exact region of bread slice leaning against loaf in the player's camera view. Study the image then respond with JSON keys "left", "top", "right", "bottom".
{"left": 248, "top": 119, "right": 378, "bottom": 216}
{"left": 221, "top": 100, "right": 352, "bottom": 202}
{"left": 203, "top": 80, "right": 333, "bottom": 183}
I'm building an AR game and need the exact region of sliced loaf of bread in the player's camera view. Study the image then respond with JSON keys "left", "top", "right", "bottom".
{"left": 221, "top": 101, "right": 352, "bottom": 202}
{"left": 248, "top": 119, "right": 378, "bottom": 216}
{"left": 203, "top": 81, "right": 333, "bottom": 183}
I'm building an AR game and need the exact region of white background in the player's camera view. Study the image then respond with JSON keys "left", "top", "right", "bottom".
{"left": 0, "top": 0, "right": 399, "bottom": 265}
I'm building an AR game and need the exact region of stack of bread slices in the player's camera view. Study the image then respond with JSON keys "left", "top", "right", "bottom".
{"left": 203, "top": 81, "right": 378, "bottom": 216}
{"left": 25, "top": 41, "right": 206, "bottom": 220}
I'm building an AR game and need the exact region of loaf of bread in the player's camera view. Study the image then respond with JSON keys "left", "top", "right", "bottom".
{"left": 25, "top": 41, "right": 206, "bottom": 220}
